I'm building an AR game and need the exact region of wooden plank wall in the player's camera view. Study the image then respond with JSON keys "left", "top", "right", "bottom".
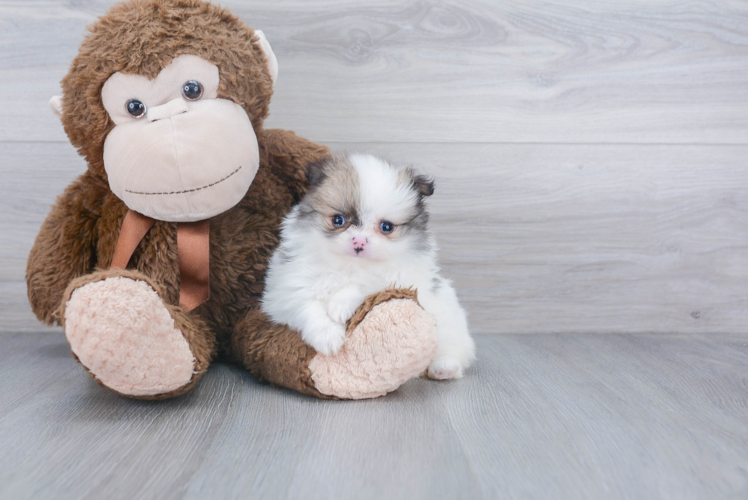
{"left": 1, "top": 0, "right": 747, "bottom": 334}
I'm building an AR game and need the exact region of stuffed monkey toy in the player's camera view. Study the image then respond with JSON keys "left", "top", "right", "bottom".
{"left": 26, "top": 0, "right": 438, "bottom": 400}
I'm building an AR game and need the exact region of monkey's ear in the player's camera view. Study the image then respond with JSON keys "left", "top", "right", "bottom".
{"left": 49, "top": 96, "right": 63, "bottom": 120}
{"left": 254, "top": 30, "right": 278, "bottom": 86}
{"left": 412, "top": 174, "right": 435, "bottom": 198}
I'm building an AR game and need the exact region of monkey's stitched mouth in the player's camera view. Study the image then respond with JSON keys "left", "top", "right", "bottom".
{"left": 125, "top": 166, "right": 242, "bottom": 195}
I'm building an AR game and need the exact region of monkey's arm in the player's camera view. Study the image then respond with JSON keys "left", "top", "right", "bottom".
{"left": 258, "top": 129, "right": 331, "bottom": 201}
{"left": 26, "top": 173, "right": 106, "bottom": 325}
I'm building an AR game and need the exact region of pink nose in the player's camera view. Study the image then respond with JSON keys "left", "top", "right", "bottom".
{"left": 351, "top": 236, "right": 368, "bottom": 253}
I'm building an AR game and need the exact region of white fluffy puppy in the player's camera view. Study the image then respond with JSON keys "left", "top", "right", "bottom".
{"left": 261, "top": 153, "right": 475, "bottom": 379}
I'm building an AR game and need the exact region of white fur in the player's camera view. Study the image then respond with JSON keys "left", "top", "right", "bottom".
{"left": 261, "top": 154, "right": 476, "bottom": 379}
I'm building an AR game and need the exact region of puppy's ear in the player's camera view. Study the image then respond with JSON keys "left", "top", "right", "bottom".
{"left": 306, "top": 159, "right": 328, "bottom": 186}
{"left": 412, "top": 174, "right": 435, "bottom": 198}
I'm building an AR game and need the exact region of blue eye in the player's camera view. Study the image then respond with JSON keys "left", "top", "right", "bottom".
{"left": 380, "top": 221, "right": 394, "bottom": 234}
{"left": 332, "top": 214, "right": 346, "bottom": 227}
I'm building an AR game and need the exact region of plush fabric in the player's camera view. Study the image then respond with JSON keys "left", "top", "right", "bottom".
{"left": 102, "top": 54, "right": 220, "bottom": 125}
{"left": 232, "top": 306, "right": 328, "bottom": 399}
{"left": 59, "top": 268, "right": 217, "bottom": 399}
{"left": 254, "top": 31, "right": 278, "bottom": 85}
{"left": 26, "top": 0, "right": 438, "bottom": 401}
{"left": 104, "top": 96, "right": 259, "bottom": 222}
{"left": 56, "top": 0, "right": 275, "bottom": 179}
{"left": 102, "top": 54, "right": 260, "bottom": 222}
{"left": 232, "top": 288, "right": 434, "bottom": 400}
{"left": 346, "top": 287, "right": 423, "bottom": 330}
{"left": 65, "top": 276, "right": 196, "bottom": 396}
{"left": 309, "top": 297, "right": 439, "bottom": 399}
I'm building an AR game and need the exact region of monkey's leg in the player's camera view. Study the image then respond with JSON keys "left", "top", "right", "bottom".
{"left": 232, "top": 289, "right": 438, "bottom": 399}
{"left": 60, "top": 269, "right": 215, "bottom": 400}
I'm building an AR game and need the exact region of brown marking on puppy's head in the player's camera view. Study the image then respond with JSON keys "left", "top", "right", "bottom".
{"left": 302, "top": 153, "right": 360, "bottom": 232}
{"left": 59, "top": 0, "right": 275, "bottom": 177}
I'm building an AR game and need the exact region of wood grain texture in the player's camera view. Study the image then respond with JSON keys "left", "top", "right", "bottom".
{"left": 1, "top": 332, "right": 747, "bottom": 499}
{"left": 342, "top": 142, "right": 748, "bottom": 335}
{"left": 3, "top": 141, "right": 747, "bottom": 335}
{"left": 2, "top": 2, "right": 748, "bottom": 498}
{"left": 2, "top": 0, "right": 748, "bottom": 144}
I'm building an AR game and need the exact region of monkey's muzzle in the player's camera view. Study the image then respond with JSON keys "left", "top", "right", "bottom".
{"left": 104, "top": 98, "right": 259, "bottom": 222}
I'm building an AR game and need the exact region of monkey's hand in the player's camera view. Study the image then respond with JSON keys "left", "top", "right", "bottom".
{"left": 26, "top": 172, "right": 104, "bottom": 325}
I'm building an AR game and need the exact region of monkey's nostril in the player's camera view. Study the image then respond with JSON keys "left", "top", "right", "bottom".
{"left": 150, "top": 109, "right": 187, "bottom": 124}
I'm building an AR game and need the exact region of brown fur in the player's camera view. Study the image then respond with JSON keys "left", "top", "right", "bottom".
{"left": 26, "top": 0, "right": 333, "bottom": 398}
{"left": 59, "top": 0, "right": 275, "bottom": 179}
{"left": 347, "top": 288, "right": 420, "bottom": 333}
{"left": 26, "top": 0, "right": 430, "bottom": 400}
{"left": 233, "top": 308, "right": 331, "bottom": 399}
{"left": 232, "top": 287, "right": 420, "bottom": 400}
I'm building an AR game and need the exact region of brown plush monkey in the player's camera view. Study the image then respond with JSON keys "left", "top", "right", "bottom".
{"left": 26, "top": 0, "right": 437, "bottom": 400}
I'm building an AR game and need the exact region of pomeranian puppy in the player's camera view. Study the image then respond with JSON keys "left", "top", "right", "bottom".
{"left": 261, "top": 153, "right": 475, "bottom": 379}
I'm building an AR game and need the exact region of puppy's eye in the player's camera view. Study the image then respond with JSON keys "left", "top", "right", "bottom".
{"left": 182, "top": 80, "right": 204, "bottom": 101}
{"left": 125, "top": 99, "right": 147, "bottom": 118}
{"left": 332, "top": 214, "right": 346, "bottom": 227}
{"left": 379, "top": 221, "right": 394, "bottom": 234}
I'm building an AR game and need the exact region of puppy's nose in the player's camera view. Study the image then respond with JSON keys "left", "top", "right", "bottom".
{"left": 148, "top": 98, "right": 189, "bottom": 122}
{"left": 351, "top": 236, "right": 368, "bottom": 248}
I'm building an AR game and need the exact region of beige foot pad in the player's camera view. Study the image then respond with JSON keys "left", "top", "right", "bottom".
{"left": 64, "top": 277, "right": 196, "bottom": 397}
{"left": 309, "top": 297, "right": 438, "bottom": 399}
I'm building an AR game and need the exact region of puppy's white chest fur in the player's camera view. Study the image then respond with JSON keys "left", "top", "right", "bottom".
{"left": 311, "top": 260, "right": 420, "bottom": 300}
{"left": 312, "top": 263, "right": 392, "bottom": 300}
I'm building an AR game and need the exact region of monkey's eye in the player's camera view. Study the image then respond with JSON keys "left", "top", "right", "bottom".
{"left": 125, "top": 99, "right": 147, "bottom": 119}
{"left": 332, "top": 214, "right": 346, "bottom": 227}
{"left": 379, "top": 221, "right": 394, "bottom": 234}
{"left": 182, "top": 80, "right": 204, "bottom": 101}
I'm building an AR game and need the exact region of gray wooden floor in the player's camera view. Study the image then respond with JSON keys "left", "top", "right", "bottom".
{"left": 2, "top": 332, "right": 748, "bottom": 500}
{"left": 2, "top": 1, "right": 748, "bottom": 499}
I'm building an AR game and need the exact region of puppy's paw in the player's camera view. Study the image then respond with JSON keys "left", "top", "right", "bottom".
{"left": 427, "top": 357, "right": 464, "bottom": 380}
{"left": 326, "top": 297, "right": 360, "bottom": 324}
{"left": 304, "top": 322, "right": 347, "bottom": 356}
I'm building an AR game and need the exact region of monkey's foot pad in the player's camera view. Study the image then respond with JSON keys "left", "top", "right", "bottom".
{"left": 309, "top": 297, "right": 438, "bottom": 399}
{"left": 64, "top": 277, "right": 196, "bottom": 397}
